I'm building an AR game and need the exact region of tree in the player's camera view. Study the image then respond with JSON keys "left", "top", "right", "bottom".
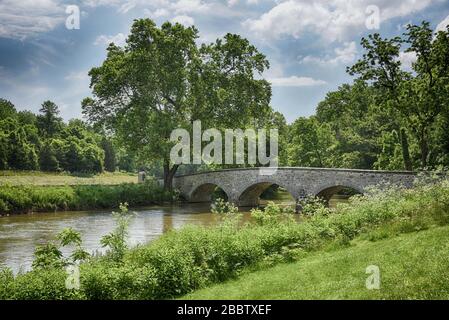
{"left": 288, "top": 117, "right": 336, "bottom": 167}
{"left": 83, "top": 19, "right": 272, "bottom": 190}
{"left": 39, "top": 142, "right": 60, "bottom": 172}
{"left": 398, "top": 22, "right": 449, "bottom": 167}
{"left": 0, "top": 117, "right": 39, "bottom": 170}
{"left": 315, "top": 82, "right": 386, "bottom": 169}
{"left": 348, "top": 33, "right": 413, "bottom": 171}
{"left": 37, "top": 100, "right": 63, "bottom": 138}
{"left": 101, "top": 137, "right": 116, "bottom": 172}
{"left": 0, "top": 99, "right": 16, "bottom": 119}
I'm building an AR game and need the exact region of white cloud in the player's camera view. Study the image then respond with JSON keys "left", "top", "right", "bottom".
{"left": 398, "top": 51, "right": 417, "bottom": 70}
{"left": 243, "top": 0, "right": 434, "bottom": 42}
{"left": 94, "top": 33, "right": 127, "bottom": 46}
{"left": 171, "top": 0, "right": 210, "bottom": 14}
{"left": 0, "top": 0, "right": 66, "bottom": 39}
{"left": 64, "top": 70, "right": 89, "bottom": 81}
{"left": 144, "top": 8, "right": 170, "bottom": 19}
{"left": 301, "top": 41, "right": 357, "bottom": 66}
{"left": 83, "top": 0, "right": 122, "bottom": 7}
{"left": 171, "top": 15, "right": 195, "bottom": 26}
{"left": 436, "top": 14, "right": 449, "bottom": 33}
{"left": 268, "top": 76, "right": 326, "bottom": 87}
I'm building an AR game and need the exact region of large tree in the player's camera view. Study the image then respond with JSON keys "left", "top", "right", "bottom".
{"left": 348, "top": 22, "right": 449, "bottom": 170}
{"left": 82, "top": 19, "right": 272, "bottom": 190}
{"left": 347, "top": 33, "right": 414, "bottom": 171}
{"left": 398, "top": 22, "right": 449, "bottom": 167}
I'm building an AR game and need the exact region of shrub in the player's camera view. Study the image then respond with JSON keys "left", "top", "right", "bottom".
{"left": 0, "top": 179, "right": 174, "bottom": 214}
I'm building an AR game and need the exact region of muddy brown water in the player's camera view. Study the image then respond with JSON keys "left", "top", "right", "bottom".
{"left": 0, "top": 196, "right": 348, "bottom": 273}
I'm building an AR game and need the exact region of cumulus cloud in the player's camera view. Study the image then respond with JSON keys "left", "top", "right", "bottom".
{"left": 171, "top": 15, "right": 195, "bottom": 26}
{"left": 436, "top": 14, "right": 449, "bottom": 33}
{"left": 144, "top": 8, "right": 170, "bottom": 19}
{"left": 243, "top": 0, "right": 434, "bottom": 42}
{"left": 301, "top": 42, "right": 358, "bottom": 66}
{"left": 398, "top": 51, "right": 417, "bottom": 71}
{"left": 0, "top": 0, "right": 66, "bottom": 39}
{"left": 94, "top": 33, "right": 127, "bottom": 46}
{"left": 268, "top": 76, "right": 326, "bottom": 87}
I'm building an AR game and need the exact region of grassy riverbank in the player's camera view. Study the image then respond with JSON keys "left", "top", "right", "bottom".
{"left": 0, "top": 171, "right": 137, "bottom": 186}
{"left": 1, "top": 179, "right": 449, "bottom": 299}
{"left": 183, "top": 225, "right": 449, "bottom": 299}
{"left": 0, "top": 180, "right": 174, "bottom": 214}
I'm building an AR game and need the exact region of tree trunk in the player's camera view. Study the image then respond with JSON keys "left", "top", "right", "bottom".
{"left": 163, "top": 161, "right": 179, "bottom": 191}
{"left": 400, "top": 128, "right": 413, "bottom": 171}
{"left": 418, "top": 129, "right": 429, "bottom": 169}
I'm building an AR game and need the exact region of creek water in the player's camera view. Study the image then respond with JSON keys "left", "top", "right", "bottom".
{"left": 0, "top": 196, "right": 347, "bottom": 273}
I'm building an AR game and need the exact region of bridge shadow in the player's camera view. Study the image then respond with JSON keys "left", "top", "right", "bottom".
{"left": 316, "top": 185, "right": 363, "bottom": 206}
{"left": 190, "top": 183, "right": 228, "bottom": 203}
{"left": 239, "top": 183, "right": 295, "bottom": 208}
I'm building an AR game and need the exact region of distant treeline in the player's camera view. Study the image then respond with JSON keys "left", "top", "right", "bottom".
{"left": 0, "top": 99, "right": 136, "bottom": 173}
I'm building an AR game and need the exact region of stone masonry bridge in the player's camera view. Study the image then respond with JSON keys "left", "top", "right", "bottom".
{"left": 172, "top": 167, "right": 416, "bottom": 207}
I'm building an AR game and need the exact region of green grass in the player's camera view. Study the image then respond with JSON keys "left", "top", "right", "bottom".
{"left": 182, "top": 225, "right": 449, "bottom": 300}
{"left": 0, "top": 170, "right": 137, "bottom": 186}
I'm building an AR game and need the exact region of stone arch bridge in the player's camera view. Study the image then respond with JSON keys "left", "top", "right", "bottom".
{"left": 172, "top": 167, "right": 416, "bottom": 207}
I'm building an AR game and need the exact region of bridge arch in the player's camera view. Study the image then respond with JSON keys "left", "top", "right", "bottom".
{"left": 189, "top": 183, "right": 229, "bottom": 203}
{"left": 314, "top": 184, "right": 363, "bottom": 203}
{"left": 238, "top": 181, "right": 296, "bottom": 207}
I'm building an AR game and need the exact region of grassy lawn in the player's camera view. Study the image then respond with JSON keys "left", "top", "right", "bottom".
{"left": 183, "top": 225, "right": 449, "bottom": 300}
{"left": 0, "top": 170, "right": 137, "bottom": 186}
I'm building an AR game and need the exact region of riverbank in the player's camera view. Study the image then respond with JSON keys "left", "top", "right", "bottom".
{"left": 1, "top": 178, "right": 448, "bottom": 299}
{"left": 183, "top": 225, "right": 449, "bottom": 299}
{"left": 0, "top": 180, "right": 175, "bottom": 215}
{"left": 0, "top": 171, "right": 137, "bottom": 186}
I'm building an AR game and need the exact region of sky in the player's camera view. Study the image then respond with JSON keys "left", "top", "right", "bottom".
{"left": 0, "top": 0, "right": 449, "bottom": 123}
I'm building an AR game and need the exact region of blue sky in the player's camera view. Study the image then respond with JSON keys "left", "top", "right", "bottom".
{"left": 1, "top": 0, "right": 448, "bottom": 123}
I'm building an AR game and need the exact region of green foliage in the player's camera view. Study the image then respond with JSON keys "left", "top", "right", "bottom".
{"left": 0, "top": 99, "right": 119, "bottom": 174}
{"left": 182, "top": 225, "right": 449, "bottom": 300}
{"left": 39, "top": 142, "right": 60, "bottom": 171}
{"left": 37, "top": 100, "right": 63, "bottom": 138}
{"left": 32, "top": 227, "right": 90, "bottom": 270}
{"left": 0, "top": 268, "right": 81, "bottom": 300}
{"left": 288, "top": 116, "right": 336, "bottom": 167}
{"left": 211, "top": 198, "right": 238, "bottom": 214}
{"left": 101, "top": 137, "right": 116, "bottom": 172}
{"left": 82, "top": 18, "right": 273, "bottom": 189}
{"left": 250, "top": 201, "right": 295, "bottom": 226}
{"left": 32, "top": 243, "right": 65, "bottom": 270}
{"left": 0, "top": 179, "right": 174, "bottom": 214}
{"left": 101, "top": 203, "right": 134, "bottom": 262}
{"left": 298, "top": 196, "right": 331, "bottom": 217}
{"left": 0, "top": 99, "right": 16, "bottom": 119}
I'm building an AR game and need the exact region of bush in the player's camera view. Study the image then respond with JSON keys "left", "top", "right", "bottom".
{"left": 0, "top": 179, "right": 174, "bottom": 214}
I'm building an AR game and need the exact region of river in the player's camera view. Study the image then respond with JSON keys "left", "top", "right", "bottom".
{"left": 0, "top": 195, "right": 348, "bottom": 274}
{"left": 0, "top": 203, "right": 232, "bottom": 273}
